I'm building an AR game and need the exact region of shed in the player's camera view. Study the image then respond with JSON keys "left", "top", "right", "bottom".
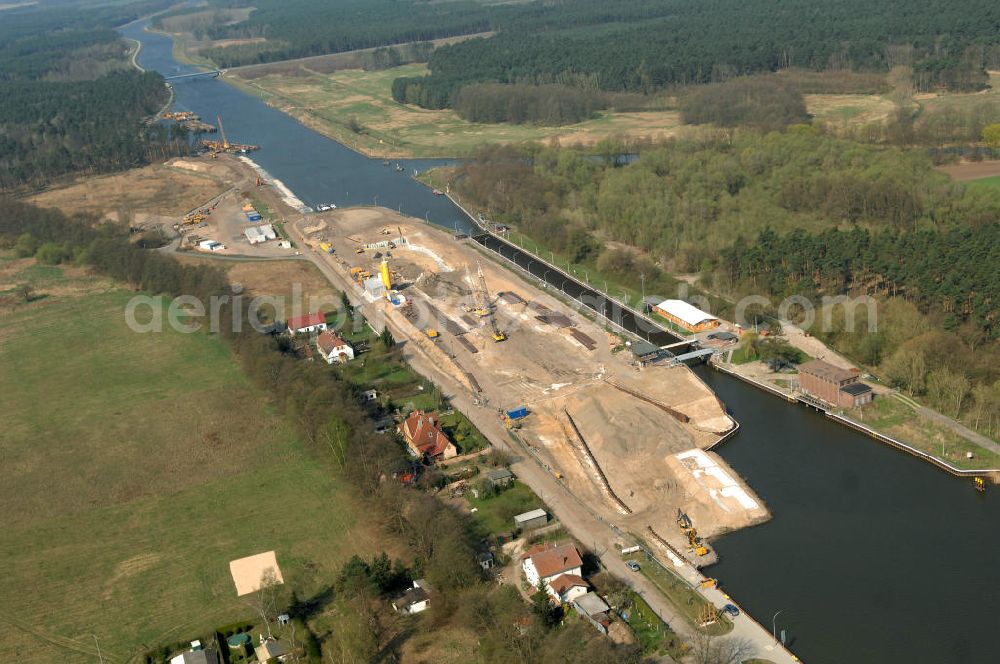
{"left": 514, "top": 508, "right": 548, "bottom": 530}
{"left": 572, "top": 592, "right": 612, "bottom": 634}
{"left": 629, "top": 339, "right": 662, "bottom": 365}
{"left": 486, "top": 468, "right": 514, "bottom": 488}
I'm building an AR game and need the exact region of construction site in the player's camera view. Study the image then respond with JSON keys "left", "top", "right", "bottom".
{"left": 296, "top": 207, "right": 770, "bottom": 563}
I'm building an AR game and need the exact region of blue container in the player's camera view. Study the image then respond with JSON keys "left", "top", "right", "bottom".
{"left": 506, "top": 406, "right": 528, "bottom": 420}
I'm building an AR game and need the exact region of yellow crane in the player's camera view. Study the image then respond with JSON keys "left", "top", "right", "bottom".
{"left": 217, "top": 114, "right": 230, "bottom": 150}
{"left": 475, "top": 263, "right": 506, "bottom": 342}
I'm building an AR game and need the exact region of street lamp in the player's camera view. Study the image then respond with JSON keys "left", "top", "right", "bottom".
{"left": 640, "top": 272, "right": 646, "bottom": 304}
{"left": 772, "top": 609, "right": 785, "bottom": 641}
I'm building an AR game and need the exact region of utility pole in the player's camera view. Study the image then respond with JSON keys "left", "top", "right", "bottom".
{"left": 640, "top": 273, "right": 646, "bottom": 304}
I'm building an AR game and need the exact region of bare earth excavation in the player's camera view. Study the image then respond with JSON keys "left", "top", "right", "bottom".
{"left": 300, "top": 205, "right": 770, "bottom": 562}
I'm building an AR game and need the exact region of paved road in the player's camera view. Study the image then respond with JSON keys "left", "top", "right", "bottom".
{"left": 282, "top": 215, "right": 802, "bottom": 663}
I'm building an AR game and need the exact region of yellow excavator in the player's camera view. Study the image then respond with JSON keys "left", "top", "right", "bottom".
{"left": 677, "top": 509, "right": 708, "bottom": 556}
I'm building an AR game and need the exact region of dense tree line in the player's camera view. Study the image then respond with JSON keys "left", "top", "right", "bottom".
{"left": 199, "top": 0, "right": 493, "bottom": 68}
{"left": 0, "top": 0, "right": 181, "bottom": 191}
{"left": 396, "top": 0, "right": 1000, "bottom": 111}
{"left": 451, "top": 83, "right": 608, "bottom": 125}
{"left": 721, "top": 226, "right": 1000, "bottom": 337}
{"left": 0, "top": 71, "right": 176, "bottom": 191}
{"left": 679, "top": 78, "right": 809, "bottom": 132}
{"left": 457, "top": 131, "right": 1000, "bottom": 275}
{"left": 0, "top": 199, "right": 644, "bottom": 662}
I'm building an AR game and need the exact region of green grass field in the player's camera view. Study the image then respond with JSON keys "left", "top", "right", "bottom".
{"left": 229, "top": 63, "right": 682, "bottom": 158}
{"left": 0, "top": 272, "right": 391, "bottom": 663}
{"left": 848, "top": 395, "right": 1000, "bottom": 469}
{"left": 966, "top": 174, "right": 1000, "bottom": 191}
{"left": 466, "top": 481, "right": 542, "bottom": 537}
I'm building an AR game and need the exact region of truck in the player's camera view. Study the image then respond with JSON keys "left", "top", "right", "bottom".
{"left": 319, "top": 242, "right": 333, "bottom": 254}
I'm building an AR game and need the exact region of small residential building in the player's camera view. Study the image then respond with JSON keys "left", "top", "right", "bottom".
{"left": 548, "top": 573, "right": 589, "bottom": 603}
{"left": 513, "top": 508, "right": 548, "bottom": 531}
{"left": 244, "top": 223, "right": 277, "bottom": 245}
{"left": 398, "top": 410, "right": 458, "bottom": 461}
{"left": 170, "top": 649, "right": 219, "bottom": 664}
{"left": 653, "top": 299, "right": 720, "bottom": 332}
{"left": 572, "top": 592, "right": 612, "bottom": 634}
{"left": 522, "top": 541, "right": 583, "bottom": 590}
{"left": 254, "top": 638, "right": 291, "bottom": 663}
{"left": 798, "top": 359, "right": 873, "bottom": 408}
{"left": 316, "top": 330, "right": 354, "bottom": 364}
{"left": 486, "top": 468, "right": 514, "bottom": 489}
{"left": 392, "top": 579, "right": 431, "bottom": 614}
{"left": 286, "top": 312, "right": 327, "bottom": 335}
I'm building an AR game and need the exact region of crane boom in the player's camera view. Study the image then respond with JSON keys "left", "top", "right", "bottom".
{"left": 476, "top": 263, "right": 506, "bottom": 342}
{"left": 217, "top": 115, "right": 229, "bottom": 149}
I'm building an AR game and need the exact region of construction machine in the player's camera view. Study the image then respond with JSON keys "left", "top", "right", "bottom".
{"left": 474, "top": 263, "right": 506, "bottom": 342}
{"left": 677, "top": 509, "right": 708, "bottom": 556}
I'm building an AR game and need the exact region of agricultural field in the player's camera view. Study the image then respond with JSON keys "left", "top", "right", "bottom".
{"left": 0, "top": 259, "right": 394, "bottom": 663}
{"left": 228, "top": 63, "right": 683, "bottom": 158}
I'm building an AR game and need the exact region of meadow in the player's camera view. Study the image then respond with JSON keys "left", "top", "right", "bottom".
{"left": 229, "top": 63, "right": 683, "bottom": 158}
{"left": 0, "top": 259, "right": 392, "bottom": 663}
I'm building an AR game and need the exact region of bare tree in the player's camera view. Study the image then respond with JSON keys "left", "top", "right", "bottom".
{"left": 245, "top": 568, "right": 283, "bottom": 639}
{"left": 691, "top": 632, "right": 757, "bottom": 664}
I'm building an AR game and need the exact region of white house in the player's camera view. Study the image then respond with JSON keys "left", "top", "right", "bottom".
{"left": 547, "top": 573, "right": 589, "bottom": 603}
{"left": 286, "top": 312, "right": 327, "bottom": 335}
{"left": 392, "top": 579, "right": 431, "bottom": 614}
{"left": 522, "top": 542, "right": 583, "bottom": 593}
{"left": 316, "top": 330, "right": 354, "bottom": 363}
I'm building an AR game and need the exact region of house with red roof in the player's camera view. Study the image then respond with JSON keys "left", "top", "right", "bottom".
{"left": 398, "top": 411, "right": 457, "bottom": 461}
{"left": 316, "top": 331, "right": 354, "bottom": 364}
{"left": 522, "top": 541, "right": 584, "bottom": 596}
{"left": 286, "top": 312, "right": 327, "bottom": 335}
{"left": 547, "top": 573, "right": 589, "bottom": 603}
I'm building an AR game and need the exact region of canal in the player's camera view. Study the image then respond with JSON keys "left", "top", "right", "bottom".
{"left": 123, "top": 20, "right": 1000, "bottom": 663}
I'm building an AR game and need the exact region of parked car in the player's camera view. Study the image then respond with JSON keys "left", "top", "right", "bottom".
{"left": 722, "top": 604, "right": 740, "bottom": 617}
{"left": 625, "top": 560, "right": 641, "bottom": 572}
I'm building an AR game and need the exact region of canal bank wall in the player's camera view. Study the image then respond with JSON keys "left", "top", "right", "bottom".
{"left": 710, "top": 362, "right": 1000, "bottom": 482}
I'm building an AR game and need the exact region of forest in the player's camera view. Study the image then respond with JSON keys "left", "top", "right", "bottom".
{"left": 451, "top": 83, "right": 608, "bottom": 125}
{"left": 0, "top": 0, "right": 179, "bottom": 191}
{"left": 200, "top": 0, "right": 1000, "bottom": 98}
{"left": 451, "top": 133, "right": 1000, "bottom": 436}
{"left": 393, "top": 0, "right": 1000, "bottom": 111}
{"left": 0, "top": 199, "right": 645, "bottom": 663}
{"left": 679, "top": 79, "right": 809, "bottom": 132}
{"left": 197, "top": 0, "right": 493, "bottom": 68}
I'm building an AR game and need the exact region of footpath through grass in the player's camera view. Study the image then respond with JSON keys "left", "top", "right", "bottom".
{"left": 0, "top": 284, "right": 388, "bottom": 663}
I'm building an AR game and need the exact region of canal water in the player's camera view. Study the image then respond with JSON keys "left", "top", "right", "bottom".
{"left": 123, "top": 20, "right": 1000, "bottom": 663}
